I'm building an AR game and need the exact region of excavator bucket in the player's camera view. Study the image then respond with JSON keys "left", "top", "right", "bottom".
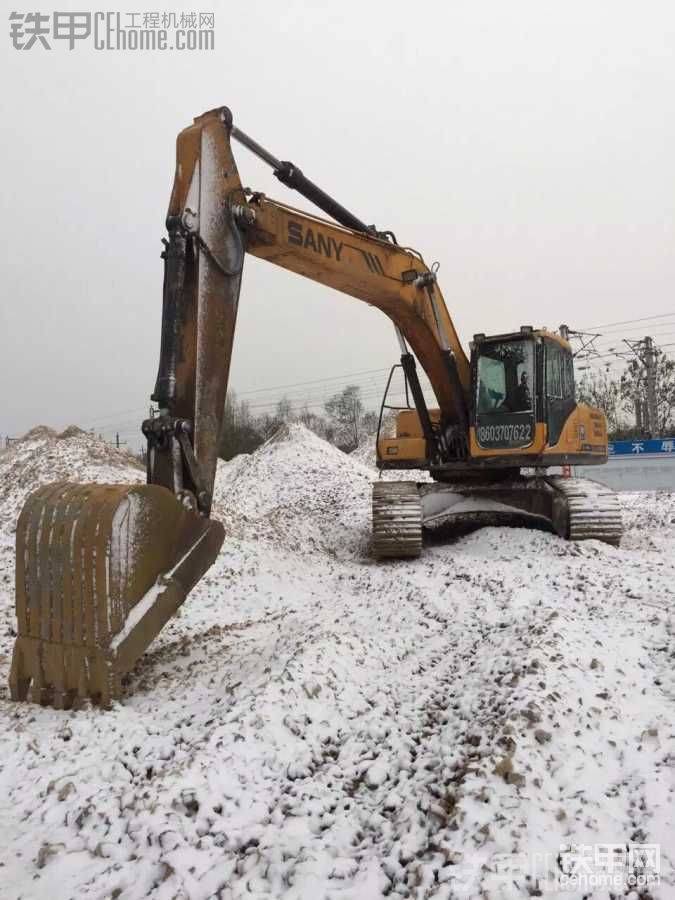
{"left": 9, "top": 482, "right": 224, "bottom": 709}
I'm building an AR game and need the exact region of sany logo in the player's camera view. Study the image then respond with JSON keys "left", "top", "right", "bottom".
{"left": 287, "top": 221, "right": 343, "bottom": 261}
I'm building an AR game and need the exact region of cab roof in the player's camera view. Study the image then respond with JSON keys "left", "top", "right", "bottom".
{"left": 473, "top": 327, "right": 572, "bottom": 353}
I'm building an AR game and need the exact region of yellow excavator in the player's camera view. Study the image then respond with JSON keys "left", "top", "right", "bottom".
{"left": 10, "top": 107, "right": 621, "bottom": 708}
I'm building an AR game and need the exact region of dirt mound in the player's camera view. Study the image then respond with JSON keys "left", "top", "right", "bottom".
{"left": 0, "top": 427, "right": 144, "bottom": 539}
{"left": 20, "top": 424, "right": 91, "bottom": 442}
{"left": 212, "top": 422, "right": 375, "bottom": 557}
{"left": 19, "top": 425, "right": 59, "bottom": 441}
{"left": 57, "top": 424, "right": 89, "bottom": 439}
{"left": 350, "top": 435, "right": 377, "bottom": 468}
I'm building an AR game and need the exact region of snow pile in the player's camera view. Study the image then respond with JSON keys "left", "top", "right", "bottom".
{"left": 0, "top": 426, "right": 143, "bottom": 536}
{"left": 213, "top": 423, "right": 375, "bottom": 557}
{"left": 349, "top": 435, "right": 378, "bottom": 469}
{"left": 0, "top": 426, "right": 673, "bottom": 899}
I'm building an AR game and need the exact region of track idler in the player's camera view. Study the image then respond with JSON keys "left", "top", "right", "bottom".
{"left": 9, "top": 482, "right": 224, "bottom": 709}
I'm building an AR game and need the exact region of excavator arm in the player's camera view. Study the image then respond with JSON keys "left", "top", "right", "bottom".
{"left": 146, "top": 106, "right": 471, "bottom": 519}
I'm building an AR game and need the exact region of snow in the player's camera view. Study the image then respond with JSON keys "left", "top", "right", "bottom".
{"left": 111, "top": 529, "right": 213, "bottom": 654}
{"left": 109, "top": 580, "right": 169, "bottom": 654}
{"left": 0, "top": 424, "right": 673, "bottom": 899}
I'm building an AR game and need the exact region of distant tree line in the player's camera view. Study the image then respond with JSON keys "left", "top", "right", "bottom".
{"left": 218, "top": 384, "right": 381, "bottom": 460}
{"left": 576, "top": 348, "right": 675, "bottom": 439}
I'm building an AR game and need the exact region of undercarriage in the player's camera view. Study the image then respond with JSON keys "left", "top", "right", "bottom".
{"left": 372, "top": 475, "right": 622, "bottom": 558}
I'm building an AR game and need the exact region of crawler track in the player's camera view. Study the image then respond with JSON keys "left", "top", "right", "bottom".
{"left": 547, "top": 475, "right": 623, "bottom": 546}
{"left": 372, "top": 481, "right": 423, "bottom": 559}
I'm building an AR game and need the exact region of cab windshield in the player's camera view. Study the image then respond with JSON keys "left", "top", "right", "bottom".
{"left": 477, "top": 340, "right": 534, "bottom": 414}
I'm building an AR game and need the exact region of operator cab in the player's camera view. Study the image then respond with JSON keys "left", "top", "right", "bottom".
{"left": 471, "top": 327, "right": 576, "bottom": 451}
{"left": 377, "top": 326, "right": 585, "bottom": 469}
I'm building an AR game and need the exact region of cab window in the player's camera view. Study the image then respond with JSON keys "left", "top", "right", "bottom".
{"left": 477, "top": 341, "right": 534, "bottom": 414}
{"left": 546, "top": 343, "right": 574, "bottom": 400}
{"left": 545, "top": 341, "right": 576, "bottom": 445}
{"left": 546, "top": 345, "right": 563, "bottom": 398}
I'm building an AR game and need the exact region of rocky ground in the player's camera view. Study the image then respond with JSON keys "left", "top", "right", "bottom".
{"left": 0, "top": 426, "right": 673, "bottom": 899}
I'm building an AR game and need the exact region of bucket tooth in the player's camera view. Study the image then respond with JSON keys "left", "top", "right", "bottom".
{"left": 10, "top": 482, "right": 224, "bottom": 708}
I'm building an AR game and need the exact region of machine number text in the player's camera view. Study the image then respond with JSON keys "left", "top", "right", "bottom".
{"left": 477, "top": 422, "right": 532, "bottom": 444}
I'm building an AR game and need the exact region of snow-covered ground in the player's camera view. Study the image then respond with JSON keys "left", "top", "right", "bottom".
{"left": 0, "top": 425, "right": 673, "bottom": 899}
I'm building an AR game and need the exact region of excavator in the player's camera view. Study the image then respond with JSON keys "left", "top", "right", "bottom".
{"left": 10, "top": 107, "right": 621, "bottom": 709}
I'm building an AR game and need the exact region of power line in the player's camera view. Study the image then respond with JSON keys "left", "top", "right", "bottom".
{"left": 579, "top": 312, "right": 675, "bottom": 332}
{"left": 80, "top": 367, "right": 396, "bottom": 430}
{"left": 590, "top": 321, "right": 675, "bottom": 340}
{"left": 78, "top": 405, "right": 149, "bottom": 429}
{"left": 591, "top": 330, "right": 675, "bottom": 354}
{"left": 595, "top": 321, "right": 675, "bottom": 339}
{"left": 237, "top": 366, "right": 391, "bottom": 396}
{"left": 580, "top": 340, "right": 675, "bottom": 364}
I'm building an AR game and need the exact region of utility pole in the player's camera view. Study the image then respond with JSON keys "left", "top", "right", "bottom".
{"left": 634, "top": 396, "right": 643, "bottom": 433}
{"left": 643, "top": 336, "right": 659, "bottom": 436}
{"left": 624, "top": 336, "right": 660, "bottom": 437}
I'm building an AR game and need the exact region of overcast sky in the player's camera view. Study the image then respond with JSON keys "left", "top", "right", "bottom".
{"left": 2, "top": 0, "right": 674, "bottom": 446}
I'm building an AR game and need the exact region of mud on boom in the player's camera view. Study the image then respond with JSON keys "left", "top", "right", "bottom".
{"left": 10, "top": 106, "right": 621, "bottom": 708}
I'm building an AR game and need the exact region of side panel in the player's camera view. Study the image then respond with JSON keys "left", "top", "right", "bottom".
{"left": 396, "top": 408, "right": 441, "bottom": 437}
{"left": 377, "top": 437, "right": 428, "bottom": 465}
{"left": 542, "top": 404, "right": 607, "bottom": 461}
{"left": 468, "top": 409, "right": 607, "bottom": 465}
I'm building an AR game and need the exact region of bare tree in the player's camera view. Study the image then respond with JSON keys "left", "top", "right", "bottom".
{"left": 275, "top": 396, "right": 293, "bottom": 423}
{"left": 620, "top": 350, "right": 675, "bottom": 436}
{"left": 219, "top": 392, "right": 264, "bottom": 459}
{"left": 324, "top": 385, "right": 364, "bottom": 451}
{"left": 361, "top": 410, "right": 380, "bottom": 436}
{"left": 298, "top": 404, "right": 333, "bottom": 441}
{"left": 576, "top": 369, "right": 623, "bottom": 435}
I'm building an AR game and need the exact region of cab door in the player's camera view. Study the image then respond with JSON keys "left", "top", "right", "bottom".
{"left": 545, "top": 341, "right": 576, "bottom": 446}
{"left": 474, "top": 339, "right": 536, "bottom": 450}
